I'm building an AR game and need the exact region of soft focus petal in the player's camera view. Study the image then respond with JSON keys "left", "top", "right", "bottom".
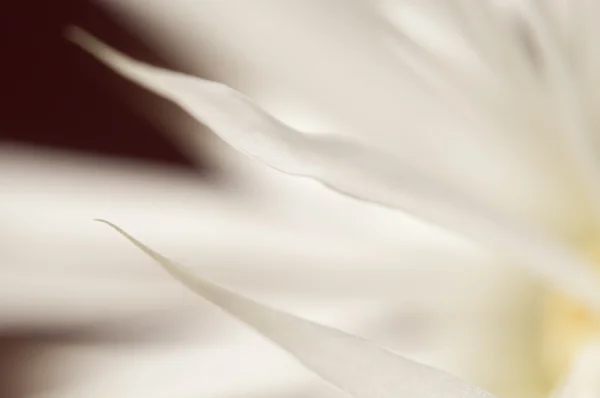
{"left": 517, "top": 2, "right": 600, "bottom": 220}
{"left": 1, "top": 145, "right": 515, "bottom": 328}
{"left": 35, "top": 268, "right": 540, "bottom": 398}
{"left": 37, "top": 305, "right": 375, "bottom": 398}
{"left": 550, "top": 340, "right": 600, "bottom": 398}
{"left": 575, "top": 1, "right": 600, "bottom": 135}
{"left": 95, "top": 0, "right": 592, "bottom": 237}
{"left": 98, "top": 220, "right": 498, "bottom": 398}
{"left": 2, "top": 147, "right": 537, "bottom": 397}
{"left": 66, "top": 30, "right": 600, "bottom": 311}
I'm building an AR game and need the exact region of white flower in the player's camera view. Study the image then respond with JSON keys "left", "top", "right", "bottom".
{"left": 13, "top": 0, "right": 600, "bottom": 397}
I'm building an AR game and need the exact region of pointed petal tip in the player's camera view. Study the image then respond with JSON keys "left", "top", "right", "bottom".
{"left": 65, "top": 26, "right": 97, "bottom": 52}
{"left": 97, "top": 223, "right": 497, "bottom": 398}
{"left": 94, "top": 218, "right": 121, "bottom": 233}
{"left": 74, "top": 32, "right": 600, "bottom": 314}
{"left": 64, "top": 25, "right": 82, "bottom": 41}
{"left": 95, "top": 219, "right": 164, "bottom": 264}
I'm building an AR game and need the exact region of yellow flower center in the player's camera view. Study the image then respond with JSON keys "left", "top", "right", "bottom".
{"left": 541, "top": 241, "right": 600, "bottom": 386}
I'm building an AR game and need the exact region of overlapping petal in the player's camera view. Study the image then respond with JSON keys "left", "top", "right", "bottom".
{"left": 99, "top": 220, "right": 497, "bottom": 398}
{"left": 67, "top": 29, "right": 600, "bottom": 311}
{"left": 550, "top": 340, "right": 600, "bottom": 398}
{"left": 94, "top": 0, "right": 593, "bottom": 236}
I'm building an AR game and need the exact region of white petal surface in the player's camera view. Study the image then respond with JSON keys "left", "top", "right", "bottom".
{"left": 95, "top": 0, "right": 592, "bottom": 237}
{"left": 519, "top": 2, "right": 600, "bottom": 221}
{"left": 67, "top": 30, "right": 600, "bottom": 312}
{"left": 37, "top": 306, "right": 372, "bottom": 398}
{"left": 99, "top": 220, "right": 497, "bottom": 398}
{"left": 1, "top": 145, "right": 516, "bottom": 329}
{"left": 551, "top": 340, "right": 600, "bottom": 398}
{"left": 2, "top": 148, "right": 536, "bottom": 397}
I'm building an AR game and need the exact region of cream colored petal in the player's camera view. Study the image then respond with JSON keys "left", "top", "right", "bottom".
{"left": 519, "top": 2, "right": 600, "bottom": 222}
{"left": 41, "top": 295, "right": 529, "bottom": 398}
{"left": 35, "top": 308, "right": 368, "bottom": 398}
{"left": 97, "top": 221, "right": 497, "bottom": 398}
{"left": 2, "top": 149, "right": 532, "bottom": 397}
{"left": 377, "top": 0, "right": 533, "bottom": 89}
{"left": 33, "top": 292, "right": 539, "bottom": 398}
{"left": 31, "top": 274, "right": 538, "bottom": 398}
{"left": 94, "top": 0, "right": 591, "bottom": 235}
{"left": 550, "top": 340, "right": 600, "bottom": 398}
{"left": 66, "top": 32, "right": 600, "bottom": 310}
{"left": 0, "top": 145, "right": 508, "bottom": 330}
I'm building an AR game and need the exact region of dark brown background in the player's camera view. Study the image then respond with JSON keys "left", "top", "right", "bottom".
{"left": 1, "top": 2, "right": 212, "bottom": 396}
{"left": 0, "top": 0, "right": 205, "bottom": 168}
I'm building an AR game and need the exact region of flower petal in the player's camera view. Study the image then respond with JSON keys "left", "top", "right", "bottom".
{"left": 86, "top": 1, "right": 594, "bottom": 237}
{"left": 68, "top": 29, "right": 600, "bottom": 311}
{"left": 520, "top": 2, "right": 600, "bottom": 221}
{"left": 0, "top": 145, "right": 511, "bottom": 331}
{"left": 550, "top": 340, "right": 600, "bottom": 398}
{"left": 451, "top": 0, "right": 535, "bottom": 83}
{"left": 98, "top": 220, "right": 497, "bottom": 398}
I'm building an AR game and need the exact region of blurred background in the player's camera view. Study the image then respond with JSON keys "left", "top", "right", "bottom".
{"left": 1, "top": 2, "right": 214, "bottom": 397}
{"left": 0, "top": 0, "right": 209, "bottom": 170}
